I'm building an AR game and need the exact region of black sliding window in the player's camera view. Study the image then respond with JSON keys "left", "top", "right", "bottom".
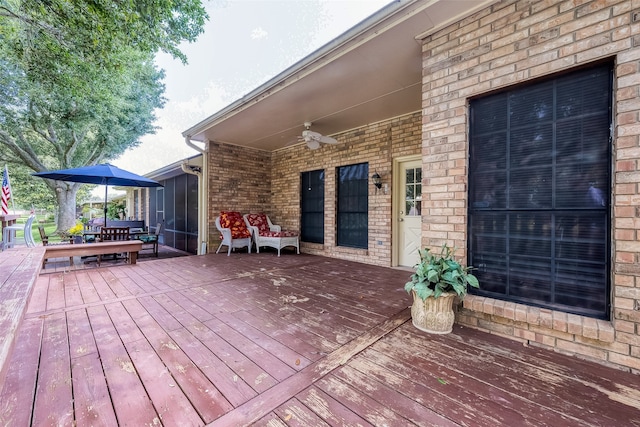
{"left": 337, "top": 163, "right": 368, "bottom": 249}
{"left": 469, "top": 62, "right": 612, "bottom": 320}
{"left": 300, "top": 170, "right": 324, "bottom": 244}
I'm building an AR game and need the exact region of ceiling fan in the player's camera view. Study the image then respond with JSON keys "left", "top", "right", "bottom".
{"left": 298, "top": 122, "right": 338, "bottom": 150}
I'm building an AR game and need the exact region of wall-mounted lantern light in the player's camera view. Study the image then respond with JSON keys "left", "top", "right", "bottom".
{"left": 372, "top": 172, "right": 382, "bottom": 189}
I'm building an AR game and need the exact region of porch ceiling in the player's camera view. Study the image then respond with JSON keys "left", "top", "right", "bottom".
{"left": 183, "top": 0, "right": 497, "bottom": 152}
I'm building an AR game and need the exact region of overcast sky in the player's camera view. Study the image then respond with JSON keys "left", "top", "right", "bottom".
{"left": 113, "top": 0, "right": 390, "bottom": 175}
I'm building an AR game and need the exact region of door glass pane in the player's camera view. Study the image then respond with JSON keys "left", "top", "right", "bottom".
{"left": 406, "top": 167, "right": 421, "bottom": 216}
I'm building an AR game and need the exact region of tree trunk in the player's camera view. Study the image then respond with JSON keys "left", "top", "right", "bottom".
{"left": 54, "top": 183, "right": 80, "bottom": 233}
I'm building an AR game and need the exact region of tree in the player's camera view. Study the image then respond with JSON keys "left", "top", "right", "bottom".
{"left": 0, "top": 0, "right": 207, "bottom": 231}
{"left": 3, "top": 161, "right": 93, "bottom": 213}
{"left": 0, "top": 46, "right": 165, "bottom": 230}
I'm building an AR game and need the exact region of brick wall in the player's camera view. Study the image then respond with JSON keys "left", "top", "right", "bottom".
{"left": 206, "top": 141, "right": 272, "bottom": 248}
{"left": 207, "top": 113, "right": 421, "bottom": 264}
{"left": 421, "top": 0, "right": 640, "bottom": 372}
{"left": 271, "top": 113, "right": 421, "bottom": 266}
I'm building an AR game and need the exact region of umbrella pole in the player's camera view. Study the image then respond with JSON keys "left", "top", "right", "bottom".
{"left": 104, "top": 184, "right": 108, "bottom": 227}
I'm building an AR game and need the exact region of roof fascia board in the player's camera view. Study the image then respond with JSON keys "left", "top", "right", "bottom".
{"left": 145, "top": 153, "right": 203, "bottom": 180}
{"left": 414, "top": 0, "right": 498, "bottom": 40}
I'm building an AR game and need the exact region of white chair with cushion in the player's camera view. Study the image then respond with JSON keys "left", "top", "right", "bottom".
{"left": 215, "top": 211, "right": 252, "bottom": 256}
{"left": 243, "top": 213, "right": 299, "bottom": 256}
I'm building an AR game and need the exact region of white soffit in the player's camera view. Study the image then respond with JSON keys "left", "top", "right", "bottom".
{"left": 184, "top": 0, "right": 496, "bottom": 152}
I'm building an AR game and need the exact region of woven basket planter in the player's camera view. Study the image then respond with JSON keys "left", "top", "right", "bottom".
{"left": 410, "top": 291, "right": 456, "bottom": 334}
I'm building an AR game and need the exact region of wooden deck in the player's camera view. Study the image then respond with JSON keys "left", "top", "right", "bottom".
{"left": 1, "top": 252, "right": 638, "bottom": 426}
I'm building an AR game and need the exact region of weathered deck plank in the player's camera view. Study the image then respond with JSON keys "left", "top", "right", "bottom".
{"left": 296, "top": 385, "right": 373, "bottom": 426}
{"left": 169, "top": 326, "right": 258, "bottom": 407}
{"left": 1, "top": 253, "right": 638, "bottom": 426}
{"left": 121, "top": 298, "right": 234, "bottom": 423}
{"left": 32, "top": 312, "right": 73, "bottom": 426}
{"left": 273, "top": 397, "right": 331, "bottom": 426}
{"left": 71, "top": 353, "right": 119, "bottom": 426}
{"left": 0, "top": 318, "right": 42, "bottom": 426}
{"left": 86, "top": 305, "right": 160, "bottom": 425}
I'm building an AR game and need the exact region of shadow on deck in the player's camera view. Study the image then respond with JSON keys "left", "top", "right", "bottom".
{"left": 1, "top": 252, "right": 638, "bottom": 426}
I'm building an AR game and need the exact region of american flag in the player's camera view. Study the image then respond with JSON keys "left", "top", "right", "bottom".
{"left": 1, "top": 165, "right": 11, "bottom": 215}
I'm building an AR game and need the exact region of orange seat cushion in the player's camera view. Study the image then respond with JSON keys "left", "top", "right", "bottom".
{"left": 245, "top": 213, "right": 298, "bottom": 237}
{"left": 245, "top": 213, "right": 270, "bottom": 235}
{"left": 219, "top": 211, "right": 251, "bottom": 239}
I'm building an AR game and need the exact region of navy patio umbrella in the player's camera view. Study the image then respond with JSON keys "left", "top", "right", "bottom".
{"left": 33, "top": 163, "right": 163, "bottom": 226}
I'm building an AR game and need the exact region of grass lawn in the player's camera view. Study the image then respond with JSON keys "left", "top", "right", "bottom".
{"left": 6, "top": 215, "right": 67, "bottom": 245}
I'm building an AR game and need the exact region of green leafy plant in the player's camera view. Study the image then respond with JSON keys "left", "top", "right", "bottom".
{"left": 68, "top": 222, "right": 84, "bottom": 236}
{"left": 405, "top": 244, "right": 480, "bottom": 300}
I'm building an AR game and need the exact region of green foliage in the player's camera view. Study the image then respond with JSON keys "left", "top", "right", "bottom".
{"left": 0, "top": 0, "right": 208, "bottom": 76}
{"left": 405, "top": 244, "right": 480, "bottom": 300}
{"left": 0, "top": 0, "right": 207, "bottom": 231}
{"left": 107, "top": 202, "right": 126, "bottom": 220}
{"left": 10, "top": 214, "right": 61, "bottom": 243}
{"left": 1, "top": 162, "right": 94, "bottom": 210}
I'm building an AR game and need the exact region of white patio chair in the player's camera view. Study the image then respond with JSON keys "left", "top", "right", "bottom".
{"left": 2, "top": 214, "right": 36, "bottom": 248}
{"left": 215, "top": 212, "right": 252, "bottom": 256}
{"left": 243, "top": 213, "right": 299, "bottom": 256}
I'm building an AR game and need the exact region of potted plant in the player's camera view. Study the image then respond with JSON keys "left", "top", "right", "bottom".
{"left": 405, "top": 244, "right": 479, "bottom": 334}
{"left": 68, "top": 222, "right": 84, "bottom": 244}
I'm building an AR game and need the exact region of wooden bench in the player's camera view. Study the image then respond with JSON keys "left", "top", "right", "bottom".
{"left": 0, "top": 247, "right": 44, "bottom": 387}
{"left": 44, "top": 240, "right": 143, "bottom": 267}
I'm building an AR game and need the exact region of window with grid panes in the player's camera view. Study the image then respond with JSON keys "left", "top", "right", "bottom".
{"left": 300, "top": 170, "right": 324, "bottom": 244}
{"left": 468, "top": 62, "right": 612, "bottom": 319}
{"left": 337, "top": 163, "right": 368, "bottom": 249}
{"left": 405, "top": 167, "right": 421, "bottom": 216}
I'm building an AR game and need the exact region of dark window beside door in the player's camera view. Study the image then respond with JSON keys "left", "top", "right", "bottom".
{"left": 300, "top": 170, "right": 325, "bottom": 244}
{"left": 337, "top": 163, "right": 368, "bottom": 249}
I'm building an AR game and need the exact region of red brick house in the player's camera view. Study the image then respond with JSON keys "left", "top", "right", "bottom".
{"left": 183, "top": 0, "right": 640, "bottom": 372}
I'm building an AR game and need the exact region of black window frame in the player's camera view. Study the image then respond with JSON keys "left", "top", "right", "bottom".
{"left": 300, "top": 169, "right": 325, "bottom": 244}
{"left": 468, "top": 62, "right": 613, "bottom": 320}
{"left": 337, "top": 163, "right": 369, "bottom": 249}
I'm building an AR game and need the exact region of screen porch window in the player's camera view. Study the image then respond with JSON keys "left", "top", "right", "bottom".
{"left": 468, "top": 62, "right": 612, "bottom": 319}
{"left": 300, "top": 170, "right": 324, "bottom": 244}
{"left": 337, "top": 163, "right": 368, "bottom": 249}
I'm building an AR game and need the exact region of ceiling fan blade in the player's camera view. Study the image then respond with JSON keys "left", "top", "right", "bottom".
{"left": 318, "top": 135, "right": 338, "bottom": 144}
{"left": 299, "top": 125, "right": 337, "bottom": 149}
{"left": 306, "top": 139, "right": 321, "bottom": 150}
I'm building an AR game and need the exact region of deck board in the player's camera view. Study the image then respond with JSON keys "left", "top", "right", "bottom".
{"left": 86, "top": 305, "right": 160, "bottom": 425}
{"left": 1, "top": 253, "right": 639, "bottom": 426}
{"left": 71, "top": 353, "right": 119, "bottom": 426}
{"left": 273, "top": 397, "right": 331, "bottom": 426}
{"left": 0, "top": 318, "right": 42, "bottom": 426}
{"left": 32, "top": 312, "right": 73, "bottom": 426}
{"left": 394, "top": 327, "right": 640, "bottom": 425}
{"left": 296, "top": 385, "right": 373, "bottom": 426}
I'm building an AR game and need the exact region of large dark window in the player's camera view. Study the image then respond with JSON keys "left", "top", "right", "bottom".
{"left": 300, "top": 170, "right": 324, "bottom": 244}
{"left": 337, "top": 163, "right": 368, "bottom": 249}
{"left": 469, "top": 62, "right": 612, "bottom": 319}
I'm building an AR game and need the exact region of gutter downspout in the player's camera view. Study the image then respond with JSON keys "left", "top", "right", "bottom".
{"left": 183, "top": 136, "right": 209, "bottom": 255}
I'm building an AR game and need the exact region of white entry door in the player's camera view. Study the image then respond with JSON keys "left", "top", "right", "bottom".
{"left": 398, "top": 160, "right": 422, "bottom": 267}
